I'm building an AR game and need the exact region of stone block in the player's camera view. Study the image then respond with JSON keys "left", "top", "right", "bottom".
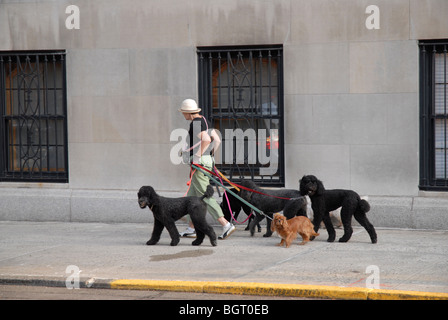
{"left": 413, "top": 197, "right": 448, "bottom": 230}
{"left": 0, "top": 2, "right": 61, "bottom": 50}
{"left": 129, "top": 47, "right": 197, "bottom": 97}
{"left": 350, "top": 144, "right": 419, "bottom": 196}
{"left": 189, "top": 0, "right": 291, "bottom": 46}
{"left": 410, "top": 0, "right": 448, "bottom": 40}
{"left": 69, "top": 142, "right": 186, "bottom": 191}
{"left": 290, "top": 0, "right": 410, "bottom": 44}
{"left": 59, "top": 0, "right": 191, "bottom": 49}
{"left": 285, "top": 93, "right": 418, "bottom": 146}
{"left": 0, "top": 188, "right": 71, "bottom": 221}
{"left": 367, "top": 196, "right": 414, "bottom": 229}
{"left": 349, "top": 40, "right": 419, "bottom": 94}
{"left": 68, "top": 95, "right": 171, "bottom": 144}
{"left": 67, "top": 48, "right": 130, "bottom": 97}
{"left": 284, "top": 94, "right": 313, "bottom": 145}
{"left": 284, "top": 43, "right": 350, "bottom": 95}
{"left": 70, "top": 189, "right": 146, "bottom": 223}
{"left": 285, "top": 144, "right": 351, "bottom": 189}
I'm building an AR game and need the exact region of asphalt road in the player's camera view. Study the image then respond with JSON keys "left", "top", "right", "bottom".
{"left": 0, "top": 284, "right": 308, "bottom": 300}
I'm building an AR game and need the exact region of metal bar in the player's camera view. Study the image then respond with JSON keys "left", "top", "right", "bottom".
{"left": 52, "top": 54, "right": 59, "bottom": 173}
{"left": 419, "top": 43, "right": 428, "bottom": 187}
{"left": 419, "top": 41, "right": 448, "bottom": 47}
{"left": 217, "top": 52, "right": 222, "bottom": 135}
{"left": 0, "top": 56, "right": 4, "bottom": 176}
{"left": 44, "top": 54, "right": 50, "bottom": 173}
{"left": 8, "top": 56, "right": 15, "bottom": 178}
{"left": 0, "top": 51, "right": 66, "bottom": 57}
{"left": 444, "top": 45, "right": 447, "bottom": 183}
{"left": 36, "top": 54, "right": 43, "bottom": 178}
{"left": 278, "top": 48, "right": 285, "bottom": 184}
{"left": 207, "top": 52, "right": 213, "bottom": 120}
{"left": 198, "top": 46, "right": 282, "bottom": 53}
{"left": 431, "top": 45, "right": 437, "bottom": 185}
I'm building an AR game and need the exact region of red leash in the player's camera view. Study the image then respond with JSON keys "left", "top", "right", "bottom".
{"left": 191, "top": 162, "right": 295, "bottom": 201}
{"left": 213, "top": 167, "right": 253, "bottom": 224}
{"left": 184, "top": 163, "right": 253, "bottom": 224}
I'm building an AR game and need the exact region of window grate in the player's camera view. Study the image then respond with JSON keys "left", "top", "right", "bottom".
{"left": 198, "top": 46, "right": 284, "bottom": 187}
{"left": 0, "top": 51, "right": 68, "bottom": 182}
{"left": 419, "top": 40, "right": 448, "bottom": 191}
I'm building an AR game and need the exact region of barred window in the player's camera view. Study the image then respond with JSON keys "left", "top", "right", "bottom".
{"left": 0, "top": 51, "right": 68, "bottom": 182}
{"left": 198, "top": 46, "right": 284, "bottom": 186}
{"left": 419, "top": 41, "right": 448, "bottom": 190}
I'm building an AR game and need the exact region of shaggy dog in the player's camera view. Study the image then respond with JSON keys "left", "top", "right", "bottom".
{"left": 137, "top": 185, "right": 217, "bottom": 246}
{"left": 271, "top": 213, "right": 319, "bottom": 247}
{"left": 238, "top": 180, "right": 307, "bottom": 237}
{"left": 220, "top": 188, "right": 261, "bottom": 232}
{"left": 299, "top": 175, "right": 377, "bottom": 244}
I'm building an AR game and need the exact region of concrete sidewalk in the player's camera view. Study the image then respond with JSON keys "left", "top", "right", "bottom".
{"left": 0, "top": 221, "right": 447, "bottom": 299}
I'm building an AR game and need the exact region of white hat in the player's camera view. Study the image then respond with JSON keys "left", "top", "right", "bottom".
{"left": 178, "top": 99, "right": 201, "bottom": 113}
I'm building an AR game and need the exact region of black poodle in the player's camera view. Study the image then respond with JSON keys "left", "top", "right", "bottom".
{"left": 137, "top": 185, "right": 217, "bottom": 246}
{"left": 238, "top": 180, "right": 308, "bottom": 237}
{"left": 299, "top": 175, "right": 377, "bottom": 244}
{"left": 220, "top": 188, "right": 261, "bottom": 232}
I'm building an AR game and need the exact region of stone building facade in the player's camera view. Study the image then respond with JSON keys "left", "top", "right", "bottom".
{"left": 0, "top": 0, "right": 447, "bottom": 229}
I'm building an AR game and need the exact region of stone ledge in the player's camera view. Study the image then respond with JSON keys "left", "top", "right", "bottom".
{"left": 1, "top": 187, "right": 447, "bottom": 230}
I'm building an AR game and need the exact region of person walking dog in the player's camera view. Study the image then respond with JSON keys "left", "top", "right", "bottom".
{"left": 178, "top": 99, "right": 235, "bottom": 240}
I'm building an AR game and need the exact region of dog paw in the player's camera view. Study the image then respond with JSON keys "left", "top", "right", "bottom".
{"left": 327, "top": 237, "right": 335, "bottom": 242}
{"left": 263, "top": 233, "right": 272, "bottom": 238}
{"left": 170, "top": 239, "right": 180, "bottom": 246}
{"left": 191, "top": 239, "right": 203, "bottom": 246}
{"left": 146, "top": 239, "right": 158, "bottom": 245}
{"left": 338, "top": 237, "right": 349, "bottom": 243}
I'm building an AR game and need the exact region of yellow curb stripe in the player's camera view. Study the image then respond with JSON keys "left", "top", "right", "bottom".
{"left": 109, "top": 279, "right": 448, "bottom": 300}
{"left": 111, "top": 279, "right": 205, "bottom": 293}
{"left": 366, "top": 288, "right": 448, "bottom": 300}
{"left": 204, "top": 282, "right": 368, "bottom": 300}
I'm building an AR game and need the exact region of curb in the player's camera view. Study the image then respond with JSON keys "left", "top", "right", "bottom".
{"left": 0, "top": 276, "right": 113, "bottom": 290}
{"left": 2, "top": 276, "right": 448, "bottom": 300}
{"left": 109, "top": 279, "right": 448, "bottom": 300}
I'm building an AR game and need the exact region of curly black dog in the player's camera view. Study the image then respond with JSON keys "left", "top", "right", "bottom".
{"left": 299, "top": 175, "right": 377, "bottom": 244}
{"left": 238, "top": 180, "right": 308, "bottom": 237}
{"left": 137, "top": 185, "right": 217, "bottom": 246}
{"left": 220, "top": 188, "right": 261, "bottom": 232}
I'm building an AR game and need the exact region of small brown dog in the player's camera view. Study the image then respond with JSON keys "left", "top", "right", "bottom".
{"left": 271, "top": 213, "right": 319, "bottom": 247}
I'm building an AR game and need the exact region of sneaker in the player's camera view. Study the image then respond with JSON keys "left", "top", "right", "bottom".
{"left": 218, "top": 223, "right": 235, "bottom": 240}
{"left": 179, "top": 227, "right": 196, "bottom": 238}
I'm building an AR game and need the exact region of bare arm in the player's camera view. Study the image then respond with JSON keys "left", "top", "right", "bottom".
{"left": 194, "top": 130, "right": 211, "bottom": 158}
{"left": 210, "top": 129, "right": 221, "bottom": 156}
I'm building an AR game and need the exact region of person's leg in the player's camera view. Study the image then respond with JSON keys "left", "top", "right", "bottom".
{"left": 179, "top": 169, "right": 202, "bottom": 237}
{"left": 192, "top": 157, "right": 235, "bottom": 239}
{"left": 189, "top": 165, "right": 223, "bottom": 221}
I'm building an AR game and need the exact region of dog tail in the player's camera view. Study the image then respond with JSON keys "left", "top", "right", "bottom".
{"left": 312, "top": 231, "right": 320, "bottom": 237}
{"left": 359, "top": 198, "right": 371, "bottom": 213}
{"left": 201, "top": 185, "right": 214, "bottom": 201}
